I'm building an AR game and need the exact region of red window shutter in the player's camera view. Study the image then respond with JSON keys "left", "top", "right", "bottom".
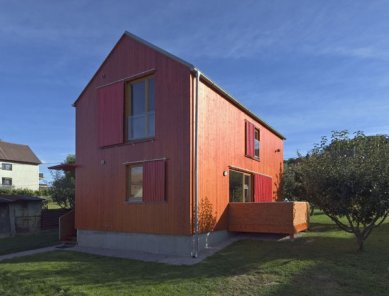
{"left": 143, "top": 160, "right": 166, "bottom": 202}
{"left": 97, "top": 82, "right": 124, "bottom": 147}
{"left": 254, "top": 174, "right": 273, "bottom": 202}
{"left": 245, "top": 121, "right": 255, "bottom": 157}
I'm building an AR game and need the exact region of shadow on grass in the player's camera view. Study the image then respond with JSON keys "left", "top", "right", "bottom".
{"left": 1, "top": 223, "right": 388, "bottom": 295}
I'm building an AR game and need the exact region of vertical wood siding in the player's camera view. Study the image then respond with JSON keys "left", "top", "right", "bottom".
{"left": 196, "top": 78, "right": 284, "bottom": 232}
{"left": 253, "top": 174, "right": 272, "bottom": 202}
{"left": 97, "top": 82, "right": 124, "bottom": 147}
{"left": 143, "top": 160, "right": 166, "bottom": 202}
{"left": 75, "top": 35, "right": 192, "bottom": 235}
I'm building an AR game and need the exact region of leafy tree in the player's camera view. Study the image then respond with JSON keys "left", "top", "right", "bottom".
{"left": 278, "top": 157, "right": 316, "bottom": 215}
{"left": 299, "top": 131, "right": 389, "bottom": 251}
{"left": 50, "top": 154, "right": 75, "bottom": 209}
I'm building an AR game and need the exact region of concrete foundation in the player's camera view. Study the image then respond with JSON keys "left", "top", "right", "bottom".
{"left": 77, "top": 229, "right": 233, "bottom": 257}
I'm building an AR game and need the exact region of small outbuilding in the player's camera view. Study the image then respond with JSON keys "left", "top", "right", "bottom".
{"left": 0, "top": 195, "right": 43, "bottom": 238}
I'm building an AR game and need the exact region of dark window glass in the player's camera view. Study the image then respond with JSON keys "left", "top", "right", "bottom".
{"left": 229, "top": 170, "right": 252, "bottom": 202}
{"left": 126, "top": 77, "right": 155, "bottom": 140}
{"left": 2, "top": 177, "right": 12, "bottom": 186}
{"left": 2, "top": 163, "right": 12, "bottom": 170}
{"left": 254, "top": 129, "right": 260, "bottom": 159}
{"left": 148, "top": 79, "right": 155, "bottom": 111}
{"left": 131, "top": 81, "right": 146, "bottom": 115}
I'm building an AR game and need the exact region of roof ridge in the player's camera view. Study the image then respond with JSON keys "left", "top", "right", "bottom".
{"left": 72, "top": 31, "right": 285, "bottom": 140}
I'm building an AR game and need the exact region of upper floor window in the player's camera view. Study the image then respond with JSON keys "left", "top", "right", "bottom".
{"left": 254, "top": 128, "right": 260, "bottom": 159}
{"left": 2, "top": 163, "right": 12, "bottom": 171}
{"left": 245, "top": 121, "right": 260, "bottom": 160}
{"left": 126, "top": 77, "right": 155, "bottom": 141}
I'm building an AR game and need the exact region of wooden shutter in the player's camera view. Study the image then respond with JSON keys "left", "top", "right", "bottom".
{"left": 254, "top": 174, "right": 273, "bottom": 202}
{"left": 245, "top": 121, "right": 255, "bottom": 157}
{"left": 143, "top": 160, "right": 166, "bottom": 202}
{"left": 97, "top": 81, "right": 124, "bottom": 147}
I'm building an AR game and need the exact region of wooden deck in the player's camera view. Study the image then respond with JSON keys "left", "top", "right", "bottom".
{"left": 228, "top": 201, "right": 309, "bottom": 238}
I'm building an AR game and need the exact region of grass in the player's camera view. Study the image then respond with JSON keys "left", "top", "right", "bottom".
{"left": 41, "top": 196, "right": 62, "bottom": 209}
{"left": 47, "top": 200, "right": 62, "bottom": 209}
{"left": 0, "top": 230, "right": 59, "bottom": 256}
{"left": 0, "top": 212, "right": 388, "bottom": 295}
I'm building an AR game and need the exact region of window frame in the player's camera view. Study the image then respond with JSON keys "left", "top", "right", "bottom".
{"left": 125, "top": 75, "right": 155, "bottom": 142}
{"left": 126, "top": 163, "right": 144, "bottom": 203}
{"left": 1, "top": 163, "right": 12, "bottom": 171}
{"left": 254, "top": 128, "right": 260, "bottom": 160}
{"left": 229, "top": 169, "right": 253, "bottom": 203}
{"left": 2, "top": 177, "right": 12, "bottom": 186}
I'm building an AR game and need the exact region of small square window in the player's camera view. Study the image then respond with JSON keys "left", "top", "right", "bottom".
{"left": 127, "top": 164, "right": 143, "bottom": 202}
{"left": 2, "top": 163, "right": 12, "bottom": 171}
{"left": 2, "top": 177, "right": 12, "bottom": 186}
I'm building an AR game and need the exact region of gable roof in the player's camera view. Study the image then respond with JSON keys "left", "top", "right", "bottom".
{"left": 73, "top": 31, "right": 285, "bottom": 140}
{"left": 0, "top": 141, "right": 41, "bottom": 165}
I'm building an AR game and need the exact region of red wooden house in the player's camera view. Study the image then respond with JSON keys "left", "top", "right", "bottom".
{"left": 73, "top": 32, "right": 309, "bottom": 256}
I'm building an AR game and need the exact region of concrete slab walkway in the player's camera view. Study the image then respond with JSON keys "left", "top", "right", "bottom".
{"left": 0, "top": 245, "right": 60, "bottom": 262}
{"left": 0, "top": 233, "right": 303, "bottom": 265}
{"left": 65, "top": 233, "right": 302, "bottom": 266}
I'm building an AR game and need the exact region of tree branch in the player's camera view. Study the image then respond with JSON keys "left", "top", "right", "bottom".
{"left": 374, "top": 211, "right": 389, "bottom": 228}
{"left": 326, "top": 213, "right": 354, "bottom": 233}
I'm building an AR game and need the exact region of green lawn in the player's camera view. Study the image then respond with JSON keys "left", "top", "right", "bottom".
{"left": 0, "top": 230, "right": 59, "bottom": 256}
{"left": 0, "top": 213, "right": 388, "bottom": 295}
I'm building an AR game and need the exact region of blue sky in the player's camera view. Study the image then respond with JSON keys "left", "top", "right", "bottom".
{"left": 1, "top": 0, "right": 389, "bottom": 183}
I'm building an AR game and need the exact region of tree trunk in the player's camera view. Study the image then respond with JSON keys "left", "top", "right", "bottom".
{"left": 356, "top": 235, "right": 364, "bottom": 252}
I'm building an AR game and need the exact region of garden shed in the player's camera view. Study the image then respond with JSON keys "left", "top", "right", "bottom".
{"left": 0, "top": 195, "right": 43, "bottom": 238}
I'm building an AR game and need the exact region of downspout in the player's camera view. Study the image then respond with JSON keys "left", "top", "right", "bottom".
{"left": 192, "top": 69, "right": 201, "bottom": 258}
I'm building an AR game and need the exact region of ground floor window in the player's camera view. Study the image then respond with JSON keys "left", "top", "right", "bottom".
{"left": 1, "top": 177, "right": 12, "bottom": 186}
{"left": 229, "top": 170, "right": 252, "bottom": 202}
{"left": 126, "top": 159, "right": 166, "bottom": 203}
{"left": 127, "top": 164, "right": 143, "bottom": 202}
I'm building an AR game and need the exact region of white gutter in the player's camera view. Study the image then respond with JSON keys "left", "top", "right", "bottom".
{"left": 192, "top": 69, "right": 201, "bottom": 258}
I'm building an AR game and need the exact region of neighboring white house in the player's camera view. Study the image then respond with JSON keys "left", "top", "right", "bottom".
{"left": 0, "top": 141, "right": 41, "bottom": 191}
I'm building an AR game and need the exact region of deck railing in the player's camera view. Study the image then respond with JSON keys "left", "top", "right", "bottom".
{"left": 228, "top": 201, "right": 310, "bottom": 238}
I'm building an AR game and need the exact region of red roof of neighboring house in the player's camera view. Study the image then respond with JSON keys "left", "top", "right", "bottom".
{"left": 0, "top": 141, "right": 41, "bottom": 165}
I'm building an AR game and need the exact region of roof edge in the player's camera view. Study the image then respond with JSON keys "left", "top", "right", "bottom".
{"left": 72, "top": 31, "right": 285, "bottom": 140}
{"left": 73, "top": 33, "right": 128, "bottom": 107}
{"left": 198, "top": 73, "right": 286, "bottom": 140}
{"left": 0, "top": 159, "right": 41, "bottom": 165}
{"left": 73, "top": 31, "right": 195, "bottom": 107}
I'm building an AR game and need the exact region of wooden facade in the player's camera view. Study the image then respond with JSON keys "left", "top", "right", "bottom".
{"left": 195, "top": 80, "right": 284, "bottom": 231}
{"left": 74, "top": 32, "right": 287, "bottom": 238}
{"left": 75, "top": 34, "right": 192, "bottom": 235}
{"left": 228, "top": 202, "right": 309, "bottom": 236}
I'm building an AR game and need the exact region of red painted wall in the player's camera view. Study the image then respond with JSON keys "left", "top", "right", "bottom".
{"left": 143, "top": 160, "right": 166, "bottom": 202}
{"left": 253, "top": 174, "right": 273, "bottom": 202}
{"left": 75, "top": 33, "right": 284, "bottom": 237}
{"left": 75, "top": 34, "right": 192, "bottom": 235}
{"left": 97, "top": 81, "right": 124, "bottom": 147}
{"left": 194, "top": 78, "right": 284, "bottom": 232}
